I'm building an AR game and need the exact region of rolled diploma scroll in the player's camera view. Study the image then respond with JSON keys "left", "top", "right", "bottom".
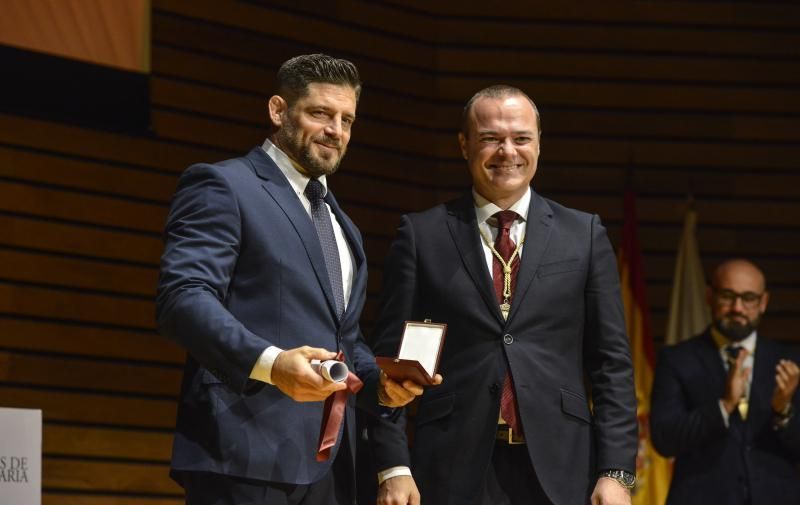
{"left": 310, "top": 359, "right": 349, "bottom": 383}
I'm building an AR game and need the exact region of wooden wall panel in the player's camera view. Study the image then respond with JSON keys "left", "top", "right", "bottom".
{"left": 379, "top": 0, "right": 800, "bottom": 28}
{"left": 43, "top": 497, "right": 182, "bottom": 505}
{"left": 0, "top": 387, "right": 176, "bottom": 428}
{"left": 1, "top": 0, "right": 798, "bottom": 501}
{"left": 0, "top": 318, "right": 182, "bottom": 364}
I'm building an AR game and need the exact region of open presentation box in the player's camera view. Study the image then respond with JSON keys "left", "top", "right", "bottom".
{"left": 375, "top": 320, "right": 446, "bottom": 385}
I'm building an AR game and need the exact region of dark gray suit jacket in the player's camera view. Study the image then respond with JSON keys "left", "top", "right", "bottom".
{"left": 156, "top": 148, "right": 380, "bottom": 486}
{"left": 369, "top": 190, "right": 637, "bottom": 505}
{"left": 651, "top": 330, "right": 800, "bottom": 505}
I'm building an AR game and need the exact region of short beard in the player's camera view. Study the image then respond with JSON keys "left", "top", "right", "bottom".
{"left": 274, "top": 119, "right": 343, "bottom": 178}
{"left": 714, "top": 316, "right": 758, "bottom": 342}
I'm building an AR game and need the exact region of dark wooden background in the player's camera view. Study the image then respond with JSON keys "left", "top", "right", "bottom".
{"left": 1, "top": 1, "right": 798, "bottom": 502}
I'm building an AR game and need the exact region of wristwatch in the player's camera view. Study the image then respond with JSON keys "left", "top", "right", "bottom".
{"left": 773, "top": 404, "right": 794, "bottom": 430}
{"left": 599, "top": 469, "right": 636, "bottom": 490}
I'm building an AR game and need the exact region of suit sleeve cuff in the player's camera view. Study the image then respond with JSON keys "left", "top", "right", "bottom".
{"left": 718, "top": 400, "right": 730, "bottom": 428}
{"left": 249, "top": 346, "right": 284, "bottom": 384}
{"left": 377, "top": 466, "right": 412, "bottom": 485}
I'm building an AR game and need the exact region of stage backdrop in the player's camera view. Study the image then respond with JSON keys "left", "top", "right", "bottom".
{"left": 0, "top": 1, "right": 798, "bottom": 503}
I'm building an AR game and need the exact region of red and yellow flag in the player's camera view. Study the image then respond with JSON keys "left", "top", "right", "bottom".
{"left": 618, "top": 189, "right": 671, "bottom": 505}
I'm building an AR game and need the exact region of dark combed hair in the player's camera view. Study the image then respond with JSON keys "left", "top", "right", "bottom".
{"left": 461, "top": 84, "right": 541, "bottom": 137}
{"left": 276, "top": 54, "right": 362, "bottom": 104}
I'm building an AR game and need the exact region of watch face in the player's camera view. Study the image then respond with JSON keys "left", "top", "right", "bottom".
{"left": 604, "top": 470, "right": 635, "bottom": 488}
{"left": 620, "top": 471, "right": 636, "bottom": 487}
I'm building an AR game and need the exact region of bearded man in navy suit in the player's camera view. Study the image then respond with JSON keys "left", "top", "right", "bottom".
{"left": 156, "top": 54, "right": 426, "bottom": 505}
{"left": 651, "top": 259, "right": 800, "bottom": 505}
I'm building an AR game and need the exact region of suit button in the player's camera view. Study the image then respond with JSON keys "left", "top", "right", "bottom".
{"left": 489, "top": 383, "right": 500, "bottom": 394}
{"left": 503, "top": 334, "right": 513, "bottom": 345}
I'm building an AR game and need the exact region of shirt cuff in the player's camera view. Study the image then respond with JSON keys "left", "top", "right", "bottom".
{"left": 718, "top": 400, "right": 730, "bottom": 428}
{"left": 377, "top": 466, "right": 412, "bottom": 485}
{"left": 249, "top": 346, "right": 284, "bottom": 384}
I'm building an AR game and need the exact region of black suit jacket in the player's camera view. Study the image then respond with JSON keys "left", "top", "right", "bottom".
{"left": 651, "top": 330, "right": 800, "bottom": 505}
{"left": 156, "top": 148, "right": 380, "bottom": 487}
{"left": 369, "top": 190, "right": 637, "bottom": 505}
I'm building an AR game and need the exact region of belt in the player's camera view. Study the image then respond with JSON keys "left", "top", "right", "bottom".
{"left": 496, "top": 424, "right": 525, "bottom": 445}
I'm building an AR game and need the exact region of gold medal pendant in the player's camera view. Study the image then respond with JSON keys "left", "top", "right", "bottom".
{"left": 478, "top": 226, "right": 524, "bottom": 324}
{"left": 738, "top": 399, "right": 749, "bottom": 420}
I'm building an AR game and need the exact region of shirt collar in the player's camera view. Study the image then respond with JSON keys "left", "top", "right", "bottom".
{"left": 262, "top": 138, "right": 328, "bottom": 198}
{"left": 473, "top": 186, "right": 531, "bottom": 225}
{"left": 710, "top": 325, "right": 757, "bottom": 354}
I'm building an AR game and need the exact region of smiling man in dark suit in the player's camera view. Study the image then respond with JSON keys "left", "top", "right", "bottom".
{"left": 369, "top": 85, "right": 638, "bottom": 505}
{"left": 156, "top": 54, "right": 424, "bottom": 505}
{"left": 651, "top": 259, "right": 800, "bottom": 505}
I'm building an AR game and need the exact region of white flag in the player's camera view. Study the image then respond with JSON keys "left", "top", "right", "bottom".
{"left": 665, "top": 209, "right": 711, "bottom": 345}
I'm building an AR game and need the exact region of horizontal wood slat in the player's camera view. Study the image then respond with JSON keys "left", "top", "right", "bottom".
{"left": 0, "top": 114, "right": 229, "bottom": 174}
{"left": 643, "top": 256, "right": 800, "bottom": 284}
{"left": 0, "top": 146, "right": 177, "bottom": 202}
{"left": 0, "top": 386, "right": 176, "bottom": 428}
{"left": 0, "top": 180, "right": 167, "bottom": 233}
{"left": 0, "top": 248, "right": 158, "bottom": 297}
{"left": 0, "top": 317, "right": 183, "bottom": 364}
{"left": 153, "top": 0, "right": 433, "bottom": 68}
{"left": 44, "top": 458, "right": 181, "bottom": 494}
{"left": 0, "top": 351, "right": 181, "bottom": 396}
{"left": 0, "top": 215, "right": 163, "bottom": 264}
{"left": 45, "top": 425, "right": 172, "bottom": 461}
{"left": 382, "top": 0, "right": 800, "bottom": 28}
{"left": 151, "top": 23, "right": 436, "bottom": 102}
{"left": 44, "top": 496, "right": 182, "bottom": 505}
{"left": 436, "top": 48, "right": 800, "bottom": 86}
{"left": 0, "top": 283, "right": 154, "bottom": 329}
{"left": 433, "top": 19, "right": 800, "bottom": 57}
{"left": 436, "top": 76, "right": 800, "bottom": 115}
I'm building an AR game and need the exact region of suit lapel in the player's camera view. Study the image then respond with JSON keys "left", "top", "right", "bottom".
{"left": 697, "top": 332, "right": 727, "bottom": 393}
{"left": 506, "top": 191, "right": 553, "bottom": 325}
{"left": 245, "top": 148, "right": 340, "bottom": 321}
{"left": 446, "top": 195, "right": 505, "bottom": 324}
{"left": 748, "top": 336, "right": 776, "bottom": 430}
{"left": 325, "top": 190, "right": 367, "bottom": 326}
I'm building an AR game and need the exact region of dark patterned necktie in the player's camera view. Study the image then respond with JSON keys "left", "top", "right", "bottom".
{"left": 724, "top": 344, "right": 749, "bottom": 421}
{"left": 493, "top": 210, "right": 522, "bottom": 435}
{"left": 725, "top": 344, "right": 742, "bottom": 368}
{"left": 304, "top": 179, "right": 345, "bottom": 319}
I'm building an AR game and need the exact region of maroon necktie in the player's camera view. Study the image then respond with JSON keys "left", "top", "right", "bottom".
{"left": 493, "top": 210, "right": 522, "bottom": 435}
{"left": 316, "top": 351, "right": 363, "bottom": 462}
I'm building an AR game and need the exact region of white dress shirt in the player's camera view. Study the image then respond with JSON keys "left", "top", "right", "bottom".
{"left": 249, "top": 138, "right": 356, "bottom": 385}
{"left": 474, "top": 187, "right": 531, "bottom": 274}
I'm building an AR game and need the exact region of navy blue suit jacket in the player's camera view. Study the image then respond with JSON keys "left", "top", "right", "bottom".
{"left": 156, "top": 148, "right": 380, "bottom": 486}
{"left": 651, "top": 330, "right": 800, "bottom": 505}
{"left": 368, "top": 191, "right": 637, "bottom": 505}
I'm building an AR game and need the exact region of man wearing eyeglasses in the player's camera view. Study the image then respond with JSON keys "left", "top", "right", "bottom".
{"left": 651, "top": 258, "right": 800, "bottom": 505}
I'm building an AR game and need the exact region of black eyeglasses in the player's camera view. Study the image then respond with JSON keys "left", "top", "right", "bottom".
{"left": 713, "top": 289, "right": 764, "bottom": 308}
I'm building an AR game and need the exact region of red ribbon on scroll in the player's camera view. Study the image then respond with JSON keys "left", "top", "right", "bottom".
{"left": 316, "top": 351, "right": 363, "bottom": 462}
